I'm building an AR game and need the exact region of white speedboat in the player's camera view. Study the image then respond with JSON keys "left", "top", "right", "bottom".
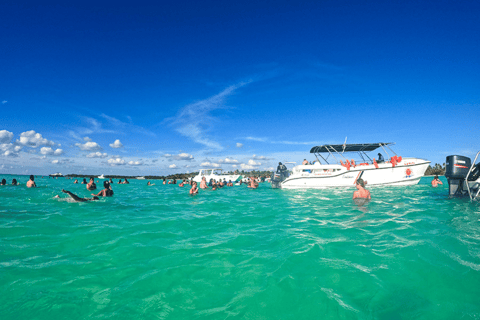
{"left": 271, "top": 142, "right": 430, "bottom": 189}
{"left": 136, "top": 176, "right": 145, "bottom": 180}
{"left": 192, "top": 169, "right": 242, "bottom": 184}
{"left": 98, "top": 174, "right": 105, "bottom": 179}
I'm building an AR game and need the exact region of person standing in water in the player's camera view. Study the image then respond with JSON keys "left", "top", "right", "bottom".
{"left": 86, "top": 178, "right": 97, "bottom": 190}
{"left": 431, "top": 175, "right": 443, "bottom": 187}
{"left": 11, "top": 179, "right": 18, "bottom": 185}
{"left": 200, "top": 177, "right": 208, "bottom": 189}
{"left": 92, "top": 181, "right": 114, "bottom": 197}
{"left": 27, "top": 175, "right": 37, "bottom": 188}
{"left": 353, "top": 178, "right": 371, "bottom": 200}
{"left": 190, "top": 181, "right": 199, "bottom": 195}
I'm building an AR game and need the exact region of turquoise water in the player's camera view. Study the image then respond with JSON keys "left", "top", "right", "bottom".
{"left": 1, "top": 176, "right": 479, "bottom": 319}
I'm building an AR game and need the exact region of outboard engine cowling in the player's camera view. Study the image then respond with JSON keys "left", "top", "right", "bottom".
{"left": 445, "top": 155, "right": 471, "bottom": 197}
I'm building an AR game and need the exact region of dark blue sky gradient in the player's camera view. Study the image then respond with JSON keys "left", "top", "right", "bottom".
{"left": 1, "top": 1, "right": 479, "bottom": 174}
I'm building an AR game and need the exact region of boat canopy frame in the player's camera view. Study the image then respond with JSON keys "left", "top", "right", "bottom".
{"left": 310, "top": 142, "right": 396, "bottom": 165}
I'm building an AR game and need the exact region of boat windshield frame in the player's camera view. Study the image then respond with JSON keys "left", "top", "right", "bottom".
{"left": 310, "top": 142, "right": 396, "bottom": 165}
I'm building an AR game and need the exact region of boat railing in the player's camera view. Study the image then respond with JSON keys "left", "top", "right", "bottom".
{"left": 465, "top": 151, "right": 480, "bottom": 201}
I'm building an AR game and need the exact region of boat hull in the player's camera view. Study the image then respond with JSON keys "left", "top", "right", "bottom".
{"left": 278, "top": 158, "right": 430, "bottom": 189}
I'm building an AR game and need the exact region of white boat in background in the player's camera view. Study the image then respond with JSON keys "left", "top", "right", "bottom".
{"left": 271, "top": 142, "right": 430, "bottom": 189}
{"left": 50, "top": 172, "right": 63, "bottom": 177}
{"left": 193, "top": 169, "right": 242, "bottom": 184}
{"left": 136, "top": 176, "right": 146, "bottom": 180}
{"left": 98, "top": 174, "right": 105, "bottom": 179}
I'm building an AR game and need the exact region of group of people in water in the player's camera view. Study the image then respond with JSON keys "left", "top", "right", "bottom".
{"left": 1, "top": 171, "right": 445, "bottom": 203}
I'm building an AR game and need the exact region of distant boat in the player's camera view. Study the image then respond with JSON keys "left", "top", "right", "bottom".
{"left": 136, "top": 176, "right": 146, "bottom": 180}
{"left": 192, "top": 169, "right": 242, "bottom": 184}
{"left": 50, "top": 172, "right": 63, "bottom": 177}
{"left": 98, "top": 174, "right": 105, "bottom": 179}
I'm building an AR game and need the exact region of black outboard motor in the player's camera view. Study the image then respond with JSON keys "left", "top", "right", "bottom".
{"left": 445, "top": 155, "right": 471, "bottom": 197}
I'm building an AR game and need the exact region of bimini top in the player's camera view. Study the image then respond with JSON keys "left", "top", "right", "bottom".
{"left": 310, "top": 142, "right": 395, "bottom": 153}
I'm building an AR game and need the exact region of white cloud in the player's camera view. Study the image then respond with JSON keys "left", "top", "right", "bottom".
{"left": 252, "top": 154, "right": 271, "bottom": 160}
{"left": 166, "top": 81, "right": 251, "bottom": 150}
{"left": 2, "top": 101, "right": 7, "bottom": 104}
{"left": 75, "top": 141, "right": 102, "bottom": 151}
{"left": 201, "top": 161, "right": 221, "bottom": 168}
{"left": 40, "top": 147, "right": 64, "bottom": 156}
{"left": 264, "top": 167, "right": 275, "bottom": 171}
{"left": 0, "top": 130, "right": 13, "bottom": 144}
{"left": 128, "top": 160, "right": 143, "bottom": 166}
{"left": 218, "top": 157, "right": 238, "bottom": 164}
{"left": 109, "top": 139, "right": 123, "bottom": 148}
{"left": 0, "top": 141, "right": 21, "bottom": 157}
{"left": 246, "top": 136, "right": 267, "bottom": 142}
{"left": 107, "top": 157, "right": 126, "bottom": 166}
{"left": 169, "top": 164, "right": 177, "bottom": 168}
{"left": 83, "top": 137, "right": 92, "bottom": 142}
{"left": 240, "top": 163, "right": 255, "bottom": 170}
{"left": 247, "top": 159, "right": 261, "bottom": 166}
{"left": 16, "top": 130, "right": 56, "bottom": 148}
{"left": 236, "top": 143, "right": 243, "bottom": 148}
{"left": 86, "top": 152, "right": 108, "bottom": 158}
{"left": 163, "top": 153, "right": 194, "bottom": 161}
{"left": 3, "top": 150, "right": 19, "bottom": 158}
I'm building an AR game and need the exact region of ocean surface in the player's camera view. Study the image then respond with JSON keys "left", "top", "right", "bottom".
{"left": 1, "top": 175, "right": 479, "bottom": 319}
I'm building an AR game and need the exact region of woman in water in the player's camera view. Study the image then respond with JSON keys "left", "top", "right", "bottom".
{"left": 11, "top": 179, "right": 18, "bottom": 185}
{"left": 1, "top": 179, "right": 6, "bottom": 185}
{"left": 190, "top": 181, "right": 199, "bottom": 195}
{"left": 431, "top": 175, "right": 443, "bottom": 187}
{"left": 81, "top": 178, "right": 87, "bottom": 184}
{"left": 353, "top": 178, "right": 371, "bottom": 200}
{"left": 86, "top": 178, "right": 97, "bottom": 191}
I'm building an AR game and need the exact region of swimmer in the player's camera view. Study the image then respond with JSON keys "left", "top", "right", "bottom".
{"left": 81, "top": 178, "right": 87, "bottom": 184}
{"left": 62, "top": 189, "right": 99, "bottom": 202}
{"left": 92, "top": 181, "right": 114, "bottom": 197}
{"left": 431, "top": 175, "right": 443, "bottom": 187}
{"left": 200, "top": 177, "right": 208, "bottom": 189}
{"left": 353, "top": 178, "right": 371, "bottom": 200}
{"left": 123, "top": 178, "right": 129, "bottom": 184}
{"left": 86, "top": 177, "right": 97, "bottom": 191}
{"left": 27, "top": 175, "right": 37, "bottom": 188}
{"left": 147, "top": 181, "right": 154, "bottom": 186}
{"left": 74, "top": 179, "right": 78, "bottom": 184}
{"left": 248, "top": 177, "right": 258, "bottom": 189}
{"left": 109, "top": 178, "right": 113, "bottom": 184}
{"left": 212, "top": 182, "right": 217, "bottom": 191}
{"left": 162, "top": 178, "right": 166, "bottom": 185}
{"left": 179, "top": 181, "right": 185, "bottom": 187}
{"left": 190, "top": 181, "right": 199, "bottom": 195}
{"left": 11, "top": 179, "right": 18, "bottom": 186}
{"left": 227, "top": 180, "right": 233, "bottom": 187}
{"left": 118, "top": 179, "right": 122, "bottom": 184}
{"left": 1, "top": 179, "right": 6, "bottom": 185}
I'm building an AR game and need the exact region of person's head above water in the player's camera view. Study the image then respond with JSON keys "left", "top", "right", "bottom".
{"left": 434, "top": 175, "right": 439, "bottom": 179}
{"left": 103, "top": 181, "right": 110, "bottom": 189}
{"left": 356, "top": 178, "right": 365, "bottom": 188}
{"left": 30, "top": 175, "right": 34, "bottom": 181}
{"left": 1, "top": 179, "right": 6, "bottom": 185}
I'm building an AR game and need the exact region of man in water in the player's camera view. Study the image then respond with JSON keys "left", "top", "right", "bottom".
{"left": 27, "top": 175, "right": 37, "bottom": 188}
{"left": 86, "top": 178, "right": 97, "bottom": 190}
{"left": 353, "top": 178, "right": 371, "bottom": 200}
{"left": 200, "top": 177, "right": 208, "bottom": 189}
{"left": 61, "top": 189, "right": 99, "bottom": 202}
{"left": 248, "top": 177, "right": 259, "bottom": 189}
{"left": 431, "top": 175, "right": 443, "bottom": 187}
{"left": 92, "top": 181, "right": 114, "bottom": 197}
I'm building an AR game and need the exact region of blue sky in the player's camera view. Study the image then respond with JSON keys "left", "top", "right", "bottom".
{"left": 1, "top": 0, "right": 479, "bottom": 175}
